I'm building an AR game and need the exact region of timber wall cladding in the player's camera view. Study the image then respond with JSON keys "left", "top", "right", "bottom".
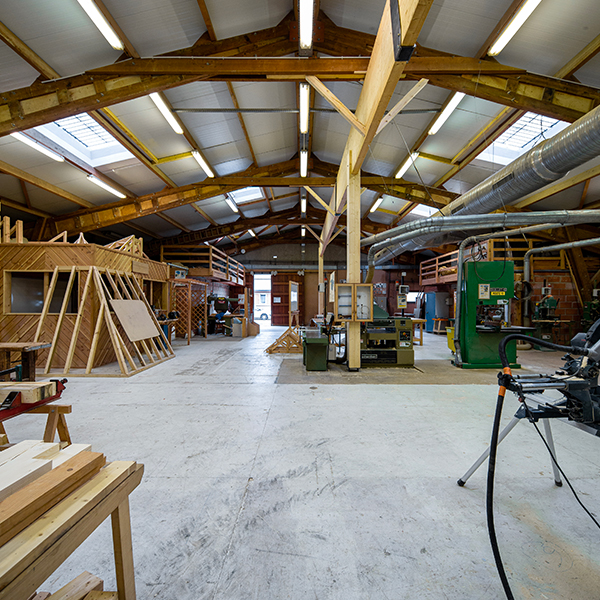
{"left": 0, "top": 243, "right": 169, "bottom": 370}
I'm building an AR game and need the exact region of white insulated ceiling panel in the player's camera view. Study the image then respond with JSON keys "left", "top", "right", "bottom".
{"left": 0, "top": 0, "right": 121, "bottom": 78}
{"left": 102, "top": 0, "right": 205, "bottom": 57}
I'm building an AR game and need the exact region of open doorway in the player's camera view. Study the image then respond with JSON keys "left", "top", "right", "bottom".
{"left": 253, "top": 273, "right": 271, "bottom": 323}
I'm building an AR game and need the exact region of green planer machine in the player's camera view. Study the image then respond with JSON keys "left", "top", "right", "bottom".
{"left": 360, "top": 305, "right": 414, "bottom": 367}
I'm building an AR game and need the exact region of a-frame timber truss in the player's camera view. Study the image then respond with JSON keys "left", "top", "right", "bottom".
{"left": 34, "top": 266, "right": 174, "bottom": 377}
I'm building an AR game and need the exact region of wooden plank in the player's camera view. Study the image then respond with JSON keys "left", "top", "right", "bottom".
{"left": 64, "top": 270, "right": 93, "bottom": 373}
{"left": 0, "top": 452, "right": 106, "bottom": 547}
{"left": 34, "top": 268, "right": 59, "bottom": 344}
{"left": 86, "top": 303, "right": 104, "bottom": 374}
{"left": 44, "top": 267, "right": 76, "bottom": 373}
{"left": 46, "top": 572, "right": 103, "bottom": 600}
{"left": 376, "top": 77, "right": 428, "bottom": 135}
{"left": 0, "top": 440, "right": 44, "bottom": 467}
{"left": 0, "top": 462, "right": 140, "bottom": 597}
{"left": 0, "top": 457, "right": 53, "bottom": 503}
{"left": 84, "top": 593, "right": 118, "bottom": 600}
{"left": 0, "top": 381, "right": 56, "bottom": 405}
{"left": 306, "top": 76, "right": 366, "bottom": 135}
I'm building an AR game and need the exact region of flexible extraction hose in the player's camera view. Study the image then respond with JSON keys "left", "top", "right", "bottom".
{"left": 489, "top": 335, "right": 588, "bottom": 599}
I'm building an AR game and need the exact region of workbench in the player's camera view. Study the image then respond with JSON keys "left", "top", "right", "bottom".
{"left": 0, "top": 441, "right": 144, "bottom": 600}
{"left": 0, "top": 342, "right": 51, "bottom": 382}
{"left": 411, "top": 318, "right": 427, "bottom": 346}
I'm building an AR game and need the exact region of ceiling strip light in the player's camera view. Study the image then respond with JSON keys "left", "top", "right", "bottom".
{"left": 192, "top": 150, "right": 215, "bottom": 178}
{"left": 76, "top": 0, "right": 124, "bottom": 50}
{"left": 301, "top": 226, "right": 306, "bottom": 237}
{"left": 87, "top": 175, "right": 126, "bottom": 198}
{"left": 299, "top": 83, "right": 310, "bottom": 134}
{"left": 301, "top": 196, "right": 307, "bottom": 214}
{"left": 428, "top": 92, "right": 465, "bottom": 135}
{"left": 299, "top": 0, "right": 315, "bottom": 50}
{"left": 300, "top": 150, "right": 308, "bottom": 177}
{"left": 248, "top": 229, "right": 257, "bottom": 237}
{"left": 10, "top": 132, "right": 64, "bottom": 162}
{"left": 369, "top": 197, "right": 384, "bottom": 213}
{"left": 150, "top": 93, "right": 183, "bottom": 134}
{"left": 225, "top": 196, "right": 239, "bottom": 213}
{"left": 488, "top": 0, "right": 543, "bottom": 57}
{"left": 395, "top": 152, "right": 419, "bottom": 179}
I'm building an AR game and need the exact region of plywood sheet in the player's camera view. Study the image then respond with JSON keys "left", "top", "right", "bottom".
{"left": 109, "top": 300, "right": 161, "bottom": 342}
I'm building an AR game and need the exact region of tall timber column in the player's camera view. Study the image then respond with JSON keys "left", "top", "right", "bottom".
{"left": 318, "top": 0, "right": 435, "bottom": 370}
{"left": 346, "top": 153, "right": 362, "bottom": 370}
{"left": 318, "top": 241, "right": 325, "bottom": 316}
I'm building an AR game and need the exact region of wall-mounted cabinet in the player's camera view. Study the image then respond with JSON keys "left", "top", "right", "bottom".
{"left": 335, "top": 283, "right": 373, "bottom": 322}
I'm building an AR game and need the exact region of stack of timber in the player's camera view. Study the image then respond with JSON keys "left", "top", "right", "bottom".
{"left": 0, "top": 440, "right": 143, "bottom": 600}
{"left": 0, "top": 234, "right": 173, "bottom": 377}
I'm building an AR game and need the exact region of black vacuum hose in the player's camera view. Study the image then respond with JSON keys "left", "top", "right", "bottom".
{"left": 488, "top": 335, "right": 588, "bottom": 598}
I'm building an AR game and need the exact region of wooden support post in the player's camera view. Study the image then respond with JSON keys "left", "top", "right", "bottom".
{"left": 34, "top": 268, "right": 59, "bottom": 343}
{"left": 346, "top": 153, "right": 362, "bottom": 370}
{"left": 111, "top": 499, "right": 137, "bottom": 600}
{"left": 318, "top": 242, "right": 324, "bottom": 316}
{"left": 64, "top": 269, "right": 93, "bottom": 374}
{"left": 45, "top": 267, "right": 76, "bottom": 373}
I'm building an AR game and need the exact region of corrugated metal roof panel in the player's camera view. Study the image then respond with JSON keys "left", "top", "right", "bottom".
{"left": 102, "top": 0, "right": 205, "bottom": 57}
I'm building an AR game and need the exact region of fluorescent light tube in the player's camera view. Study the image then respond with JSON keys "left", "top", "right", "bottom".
{"left": 301, "top": 226, "right": 306, "bottom": 237}
{"left": 87, "top": 175, "right": 126, "bottom": 198}
{"left": 301, "top": 196, "right": 307, "bottom": 213}
{"left": 300, "top": 150, "right": 308, "bottom": 177}
{"left": 370, "top": 197, "right": 384, "bottom": 213}
{"left": 150, "top": 93, "right": 183, "bottom": 134}
{"left": 11, "top": 132, "right": 64, "bottom": 162}
{"left": 192, "top": 150, "right": 214, "bottom": 178}
{"left": 428, "top": 92, "right": 465, "bottom": 135}
{"left": 225, "top": 196, "right": 239, "bottom": 213}
{"left": 395, "top": 152, "right": 419, "bottom": 179}
{"left": 249, "top": 229, "right": 256, "bottom": 237}
{"left": 299, "top": 83, "right": 310, "bottom": 134}
{"left": 299, "top": 0, "right": 314, "bottom": 50}
{"left": 488, "top": 0, "right": 543, "bottom": 56}
{"left": 76, "top": 0, "right": 124, "bottom": 50}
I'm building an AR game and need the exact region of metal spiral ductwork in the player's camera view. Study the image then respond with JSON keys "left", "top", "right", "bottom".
{"left": 367, "top": 102, "right": 600, "bottom": 268}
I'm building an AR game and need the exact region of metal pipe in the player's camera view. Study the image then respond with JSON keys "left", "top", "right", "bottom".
{"left": 523, "top": 235, "right": 600, "bottom": 323}
{"left": 363, "top": 210, "right": 600, "bottom": 283}
{"left": 367, "top": 102, "right": 600, "bottom": 261}
{"left": 453, "top": 223, "right": 561, "bottom": 367}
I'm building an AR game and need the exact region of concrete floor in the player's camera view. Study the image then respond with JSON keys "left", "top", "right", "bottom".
{"left": 7, "top": 326, "right": 600, "bottom": 599}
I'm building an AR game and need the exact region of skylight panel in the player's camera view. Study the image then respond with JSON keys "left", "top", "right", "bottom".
{"left": 229, "top": 187, "right": 265, "bottom": 204}
{"left": 411, "top": 204, "right": 437, "bottom": 217}
{"left": 54, "top": 114, "right": 115, "bottom": 149}
{"left": 496, "top": 112, "right": 563, "bottom": 150}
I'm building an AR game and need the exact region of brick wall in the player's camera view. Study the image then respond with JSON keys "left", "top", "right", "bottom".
{"left": 530, "top": 269, "right": 581, "bottom": 325}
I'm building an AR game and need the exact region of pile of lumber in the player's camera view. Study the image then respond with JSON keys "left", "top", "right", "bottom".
{"left": 0, "top": 441, "right": 123, "bottom": 599}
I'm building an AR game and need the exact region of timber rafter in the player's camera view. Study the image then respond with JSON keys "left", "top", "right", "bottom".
{"left": 3, "top": 18, "right": 596, "bottom": 136}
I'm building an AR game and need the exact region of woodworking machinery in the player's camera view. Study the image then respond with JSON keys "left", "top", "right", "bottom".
{"left": 360, "top": 305, "right": 414, "bottom": 367}
{"left": 458, "top": 261, "right": 532, "bottom": 369}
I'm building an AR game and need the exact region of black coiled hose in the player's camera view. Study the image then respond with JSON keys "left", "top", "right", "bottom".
{"left": 488, "top": 335, "right": 588, "bottom": 599}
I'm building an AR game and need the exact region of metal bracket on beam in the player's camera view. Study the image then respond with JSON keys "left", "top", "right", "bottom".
{"left": 390, "top": 0, "right": 416, "bottom": 62}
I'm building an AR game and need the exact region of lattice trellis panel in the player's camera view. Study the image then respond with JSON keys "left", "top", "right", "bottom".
{"left": 170, "top": 279, "right": 208, "bottom": 344}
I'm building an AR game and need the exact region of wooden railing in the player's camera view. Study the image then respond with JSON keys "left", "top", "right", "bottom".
{"left": 420, "top": 237, "right": 571, "bottom": 285}
{"left": 160, "top": 245, "right": 244, "bottom": 285}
